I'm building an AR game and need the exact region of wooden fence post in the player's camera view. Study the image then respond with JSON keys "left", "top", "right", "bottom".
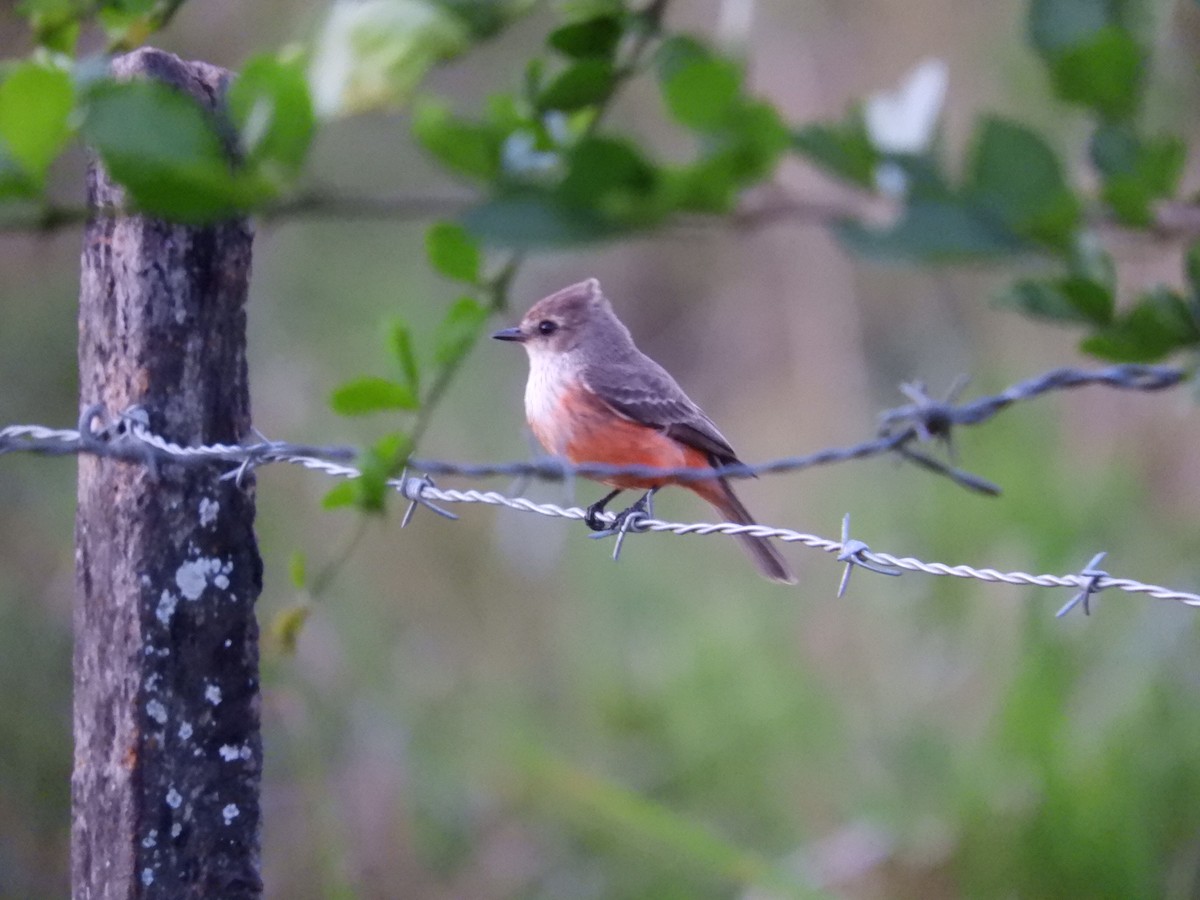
{"left": 73, "top": 48, "right": 262, "bottom": 899}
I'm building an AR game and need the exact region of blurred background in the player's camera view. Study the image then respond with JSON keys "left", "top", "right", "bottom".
{"left": 3, "top": 0, "right": 1200, "bottom": 897}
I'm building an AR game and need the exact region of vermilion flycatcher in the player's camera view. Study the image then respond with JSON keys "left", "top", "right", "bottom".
{"left": 493, "top": 278, "right": 796, "bottom": 584}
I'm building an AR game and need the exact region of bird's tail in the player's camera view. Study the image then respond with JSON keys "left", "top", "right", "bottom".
{"left": 698, "top": 477, "right": 797, "bottom": 585}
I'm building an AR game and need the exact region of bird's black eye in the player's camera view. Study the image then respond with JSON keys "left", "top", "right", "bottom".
{"left": 537, "top": 319, "right": 558, "bottom": 336}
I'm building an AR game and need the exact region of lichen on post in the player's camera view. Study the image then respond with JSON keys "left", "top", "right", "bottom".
{"left": 74, "top": 48, "right": 262, "bottom": 900}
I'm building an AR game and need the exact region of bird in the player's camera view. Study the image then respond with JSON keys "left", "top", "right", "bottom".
{"left": 492, "top": 278, "right": 796, "bottom": 584}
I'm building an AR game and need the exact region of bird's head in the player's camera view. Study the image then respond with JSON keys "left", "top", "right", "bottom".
{"left": 492, "top": 278, "right": 615, "bottom": 356}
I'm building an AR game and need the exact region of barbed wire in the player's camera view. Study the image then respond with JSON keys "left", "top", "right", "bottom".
{"left": 386, "top": 483, "right": 1200, "bottom": 612}
{"left": 4, "top": 363, "right": 1180, "bottom": 491}
{"left": 0, "top": 363, "right": 1196, "bottom": 612}
{"left": 404, "top": 363, "right": 1185, "bottom": 492}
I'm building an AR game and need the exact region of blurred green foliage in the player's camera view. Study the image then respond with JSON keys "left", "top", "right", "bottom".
{"left": 2, "top": 0, "right": 1195, "bottom": 364}
{"left": 1, "top": 0, "right": 1200, "bottom": 897}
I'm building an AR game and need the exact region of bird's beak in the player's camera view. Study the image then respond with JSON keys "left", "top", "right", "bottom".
{"left": 492, "top": 326, "right": 526, "bottom": 343}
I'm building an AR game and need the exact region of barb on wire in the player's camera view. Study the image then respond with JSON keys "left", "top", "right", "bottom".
{"left": 836, "top": 514, "right": 902, "bottom": 598}
{"left": 398, "top": 471, "right": 458, "bottom": 527}
{"left": 1056, "top": 552, "right": 1109, "bottom": 618}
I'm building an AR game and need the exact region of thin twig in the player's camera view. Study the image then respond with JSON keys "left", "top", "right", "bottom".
{"left": 586, "top": 0, "right": 671, "bottom": 134}
{"left": 308, "top": 517, "right": 369, "bottom": 597}
{"left": 408, "top": 253, "right": 523, "bottom": 450}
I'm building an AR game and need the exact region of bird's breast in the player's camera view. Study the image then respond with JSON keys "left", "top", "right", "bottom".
{"left": 522, "top": 351, "right": 708, "bottom": 489}
{"left": 523, "top": 349, "right": 576, "bottom": 454}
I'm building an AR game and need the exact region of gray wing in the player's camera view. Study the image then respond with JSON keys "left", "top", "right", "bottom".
{"left": 581, "top": 355, "right": 740, "bottom": 464}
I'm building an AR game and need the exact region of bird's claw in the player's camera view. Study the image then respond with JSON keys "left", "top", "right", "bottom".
{"left": 589, "top": 489, "right": 656, "bottom": 561}
{"left": 583, "top": 502, "right": 610, "bottom": 532}
{"left": 583, "top": 488, "right": 623, "bottom": 532}
{"left": 589, "top": 490, "right": 655, "bottom": 539}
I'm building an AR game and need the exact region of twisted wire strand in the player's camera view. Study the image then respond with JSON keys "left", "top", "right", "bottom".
{"left": 399, "top": 480, "right": 1200, "bottom": 608}
{"left": 0, "top": 363, "right": 1196, "bottom": 609}
{"left": 0, "top": 364, "right": 1183, "bottom": 487}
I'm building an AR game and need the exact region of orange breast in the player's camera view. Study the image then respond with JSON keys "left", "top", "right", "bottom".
{"left": 530, "top": 387, "right": 716, "bottom": 492}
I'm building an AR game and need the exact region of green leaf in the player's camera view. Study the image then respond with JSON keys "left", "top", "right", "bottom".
{"left": 681, "top": 100, "right": 788, "bottom": 207}
{"left": 1059, "top": 275, "right": 1114, "bottom": 325}
{"left": 434, "top": 296, "right": 490, "bottom": 366}
{"left": 322, "top": 480, "right": 358, "bottom": 509}
{"left": 464, "top": 193, "right": 620, "bottom": 246}
{"left": 119, "top": 0, "right": 160, "bottom": 16}
{"left": 14, "top": 0, "right": 77, "bottom": 19}
{"left": 1067, "top": 232, "right": 1116, "bottom": 289}
{"left": 522, "top": 56, "right": 545, "bottom": 108}
{"left": 1090, "top": 125, "right": 1185, "bottom": 226}
{"left": 97, "top": 4, "right": 157, "bottom": 49}
{"left": 270, "top": 602, "right": 311, "bottom": 654}
{"left": 559, "top": 136, "right": 658, "bottom": 215}
{"left": 995, "top": 275, "right": 1113, "bottom": 326}
{"left": 387, "top": 318, "right": 421, "bottom": 394}
{"left": 0, "top": 62, "right": 74, "bottom": 186}
{"left": 537, "top": 59, "right": 615, "bottom": 111}
{"left": 0, "top": 144, "right": 35, "bottom": 200}
{"left": 996, "top": 279, "right": 1075, "bottom": 323}
{"left": 548, "top": 14, "right": 623, "bottom": 58}
{"left": 228, "top": 53, "right": 315, "bottom": 179}
{"left": 965, "top": 116, "right": 1079, "bottom": 248}
{"left": 1028, "top": 0, "right": 1116, "bottom": 57}
{"left": 660, "top": 101, "right": 789, "bottom": 217}
{"left": 1089, "top": 121, "right": 1138, "bottom": 174}
{"left": 81, "top": 79, "right": 271, "bottom": 221}
{"left": 287, "top": 551, "right": 307, "bottom": 588}
{"left": 39, "top": 21, "right": 80, "bottom": 55}
{"left": 661, "top": 56, "right": 742, "bottom": 131}
{"left": 660, "top": 159, "right": 737, "bottom": 214}
{"left": 1129, "top": 133, "right": 1186, "bottom": 200}
{"left": 425, "top": 221, "right": 481, "bottom": 283}
{"left": 556, "top": 0, "right": 625, "bottom": 19}
{"left": 432, "top": 0, "right": 532, "bottom": 39}
{"left": 331, "top": 376, "right": 419, "bottom": 415}
{"left": 1082, "top": 288, "right": 1200, "bottom": 361}
{"left": 412, "top": 98, "right": 503, "bottom": 181}
{"left": 353, "top": 431, "right": 412, "bottom": 513}
{"left": 654, "top": 34, "right": 711, "bottom": 82}
{"left": 838, "top": 200, "right": 1027, "bottom": 262}
{"left": 1049, "top": 26, "right": 1144, "bottom": 121}
{"left": 723, "top": 101, "right": 789, "bottom": 177}
{"left": 887, "top": 154, "right": 956, "bottom": 203}
{"left": 20, "top": 1, "right": 82, "bottom": 54}
{"left": 485, "top": 91, "right": 524, "bottom": 131}
{"left": 791, "top": 113, "right": 880, "bottom": 189}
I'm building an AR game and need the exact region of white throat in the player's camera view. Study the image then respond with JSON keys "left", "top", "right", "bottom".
{"left": 523, "top": 344, "right": 578, "bottom": 452}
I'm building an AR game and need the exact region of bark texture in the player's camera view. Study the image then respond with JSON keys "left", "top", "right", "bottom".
{"left": 73, "top": 48, "right": 262, "bottom": 900}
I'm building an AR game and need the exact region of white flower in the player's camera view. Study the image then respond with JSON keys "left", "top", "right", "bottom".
{"left": 864, "top": 58, "right": 948, "bottom": 156}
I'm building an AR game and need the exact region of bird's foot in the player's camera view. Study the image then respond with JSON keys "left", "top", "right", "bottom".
{"left": 590, "top": 489, "right": 657, "bottom": 562}
{"left": 589, "top": 489, "right": 655, "bottom": 540}
{"left": 584, "top": 489, "right": 623, "bottom": 532}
